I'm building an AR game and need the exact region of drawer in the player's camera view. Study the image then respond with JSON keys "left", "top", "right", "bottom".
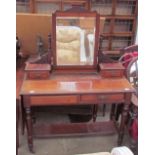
{"left": 27, "top": 71, "right": 50, "bottom": 79}
{"left": 98, "top": 94, "right": 124, "bottom": 103}
{"left": 30, "top": 95, "right": 79, "bottom": 106}
{"left": 101, "top": 70, "right": 124, "bottom": 78}
{"left": 80, "top": 94, "right": 124, "bottom": 104}
{"left": 99, "top": 63, "right": 125, "bottom": 78}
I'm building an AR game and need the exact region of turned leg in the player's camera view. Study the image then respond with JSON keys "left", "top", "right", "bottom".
{"left": 25, "top": 107, "right": 34, "bottom": 153}
{"left": 115, "top": 104, "right": 123, "bottom": 121}
{"left": 110, "top": 104, "right": 116, "bottom": 120}
{"left": 16, "top": 99, "right": 19, "bottom": 155}
{"left": 118, "top": 93, "right": 131, "bottom": 145}
{"left": 102, "top": 104, "right": 106, "bottom": 116}
{"left": 93, "top": 104, "right": 98, "bottom": 122}
{"left": 31, "top": 107, "right": 36, "bottom": 124}
{"left": 21, "top": 96, "right": 25, "bottom": 135}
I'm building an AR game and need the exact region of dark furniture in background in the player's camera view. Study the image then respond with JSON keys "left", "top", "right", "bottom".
{"left": 16, "top": 36, "right": 22, "bottom": 68}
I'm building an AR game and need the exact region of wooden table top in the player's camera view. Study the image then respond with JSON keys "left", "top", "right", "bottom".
{"left": 20, "top": 74, "right": 135, "bottom": 95}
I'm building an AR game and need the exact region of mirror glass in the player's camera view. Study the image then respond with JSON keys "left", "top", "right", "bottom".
{"left": 56, "top": 16, "right": 96, "bottom": 66}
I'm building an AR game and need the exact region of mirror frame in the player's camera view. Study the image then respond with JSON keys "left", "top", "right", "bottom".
{"left": 51, "top": 10, "right": 100, "bottom": 72}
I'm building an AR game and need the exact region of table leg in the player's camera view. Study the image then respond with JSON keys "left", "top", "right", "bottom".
{"left": 115, "top": 104, "right": 123, "bottom": 121}
{"left": 110, "top": 104, "right": 116, "bottom": 120}
{"left": 25, "top": 107, "right": 34, "bottom": 153}
{"left": 93, "top": 104, "right": 98, "bottom": 122}
{"left": 118, "top": 93, "right": 131, "bottom": 145}
{"left": 16, "top": 99, "right": 19, "bottom": 155}
{"left": 102, "top": 104, "right": 106, "bottom": 116}
{"left": 21, "top": 96, "right": 25, "bottom": 135}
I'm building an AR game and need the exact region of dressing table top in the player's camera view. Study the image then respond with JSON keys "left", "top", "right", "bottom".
{"left": 20, "top": 74, "right": 135, "bottom": 95}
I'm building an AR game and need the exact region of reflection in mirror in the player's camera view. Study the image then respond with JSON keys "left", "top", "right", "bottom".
{"left": 56, "top": 17, "right": 96, "bottom": 66}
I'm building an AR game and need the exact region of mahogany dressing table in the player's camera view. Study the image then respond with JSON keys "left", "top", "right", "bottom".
{"left": 20, "top": 9, "right": 135, "bottom": 153}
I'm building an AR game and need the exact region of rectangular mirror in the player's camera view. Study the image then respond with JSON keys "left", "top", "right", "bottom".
{"left": 55, "top": 15, "right": 96, "bottom": 66}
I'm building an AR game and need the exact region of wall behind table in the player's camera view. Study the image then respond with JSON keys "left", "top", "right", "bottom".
{"left": 16, "top": 13, "right": 52, "bottom": 55}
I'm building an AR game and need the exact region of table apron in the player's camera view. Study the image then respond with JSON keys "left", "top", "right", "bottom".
{"left": 22, "top": 93, "right": 125, "bottom": 106}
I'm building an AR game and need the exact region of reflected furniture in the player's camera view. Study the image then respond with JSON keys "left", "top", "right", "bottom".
{"left": 20, "top": 9, "right": 135, "bottom": 153}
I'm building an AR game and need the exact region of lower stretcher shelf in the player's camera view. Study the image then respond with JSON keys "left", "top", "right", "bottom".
{"left": 33, "top": 121, "right": 117, "bottom": 138}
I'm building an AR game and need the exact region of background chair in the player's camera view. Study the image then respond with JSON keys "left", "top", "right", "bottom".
{"left": 126, "top": 57, "right": 138, "bottom": 91}
{"left": 126, "top": 57, "right": 138, "bottom": 153}
{"left": 115, "top": 49, "right": 138, "bottom": 154}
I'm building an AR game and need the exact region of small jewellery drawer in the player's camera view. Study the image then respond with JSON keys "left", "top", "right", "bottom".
{"left": 25, "top": 63, "right": 51, "bottom": 79}
{"left": 99, "top": 63, "right": 125, "bottom": 78}
{"left": 27, "top": 71, "right": 49, "bottom": 79}
{"left": 102, "top": 70, "right": 124, "bottom": 78}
